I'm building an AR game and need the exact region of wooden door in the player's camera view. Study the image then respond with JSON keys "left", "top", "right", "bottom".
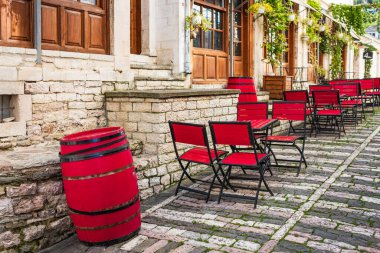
{"left": 233, "top": 1, "right": 253, "bottom": 77}
{"left": 130, "top": 0, "right": 141, "bottom": 54}
{"left": 192, "top": 0, "right": 228, "bottom": 84}
{"left": 41, "top": 0, "right": 109, "bottom": 54}
{"left": 0, "top": 0, "right": 34, "bottom": 48}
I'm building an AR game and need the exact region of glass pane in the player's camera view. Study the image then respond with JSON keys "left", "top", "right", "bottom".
{"left": 214, "top": 10, "right": 223, "bottom": 29}
{"left": 203, "top": 30, "right": 212, "bottom": 49}
{"left": 234, "top": 27, "right": 241, "bottom": 42}
{"left": 234, "top": 0, "right": 242, "bottom": 7}
{"left": 193, "top": 34, "right": 201, "bottom": 48}
{"left": 203, "top": 7, "right": 212, "bottom": 21}
{"left": 80, "top": 0, "right": 97, "bottom": 5}
{"left": 215, "top": 0, "right": 224, "bottom": 7}
{"left": 234, "top": 42, "right": 241, "bottom": 56}
{"left": 193, "top": 4, "right": 201, "bottom": 13}
{"left": 206, "top": 0, "right": 214, "bottom": 4}
{"left": 214, "top": 31, "right": 223, "bottom": 50}
{"left": 234, "top": 11, "right": 241, "bottom": 26}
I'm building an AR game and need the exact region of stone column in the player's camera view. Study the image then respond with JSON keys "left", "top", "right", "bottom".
{"left": 112, "top": 0, "right": 131, "bottom": 73}
{"left": 141, "top": 0, "right": 157, "bottom": 56}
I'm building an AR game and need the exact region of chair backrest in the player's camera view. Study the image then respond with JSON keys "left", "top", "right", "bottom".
{"left": 237, "top": 102, "right": 268, "bottom": 121}
{"left": 169, "top": 121, "right": 207, "bottom": 147}
{"left": 272, "top": 101, "right": 306, "bottom": 122}
{"left": 329, "top": 79, "right": 348, "bottom": 85}
{"left": 348, "top": 78, "right": 374, "bottom": 92}
{"left": 331, "top": 83, "right": 360, "bottom": 97}
{"left": 283, "top": 90, "right": 309, "bottom": 103}
{"left": 312, "top": 90, "right": 340, "bottom": 107}
{"left": 309, "top": 85, "right": 332, "bottom": 94}
{"left": 238, "top": 93, "right": 258, "bottom": 103}
{"left": 209, "top": 121, "right": 254, "bottom": 147}
{"left": 374, "top": 78, "right": 380, "bottom": 90}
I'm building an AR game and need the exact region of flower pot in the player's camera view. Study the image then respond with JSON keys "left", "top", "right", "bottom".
{"left": 288, "top": 14, "right": 295, "bottom": 22}
{"left": 257, "top": 6, "right": 265, "bottom": 14}
{"left": 263, "top": 75, "right": 293, "bottom": 100}
{"left": 192, "top": 14, "right": 202, "bottom": 26}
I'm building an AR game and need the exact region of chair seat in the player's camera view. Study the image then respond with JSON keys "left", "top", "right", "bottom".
{"left": 342, "top": 100, "right": 362, "bottom": 106}
{"left": 262, "top": 135, "right": 303, "bottom": 143}
{"left": 220, "top": 153, "right": 268, "bottom": 167}
{"left": 180, "top": 147, "right": 227, "bottom": 164}
{"left": 317, "top": 109, "right": 343, "bottom": 116}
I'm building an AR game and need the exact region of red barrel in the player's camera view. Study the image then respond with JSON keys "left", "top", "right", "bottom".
{"left": 60, "top": 127, "right": 141, "bottom": 244}
{"left": 227, "top": 77, "right": 258, "bottom": 103}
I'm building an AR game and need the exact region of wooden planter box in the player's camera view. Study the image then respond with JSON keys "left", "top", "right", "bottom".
{"left": 263, "top": 75, "right": 293, "bottom": 100}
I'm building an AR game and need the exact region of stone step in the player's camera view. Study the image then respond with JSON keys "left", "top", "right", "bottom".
{"left": 130, "top": 54, "right": 157, "bottom": 64}
{"left": 131, "top": 66, "right": 172, "bottom": 79}
{"left": 130, "top": 64, "right": 172, "bottom": 70}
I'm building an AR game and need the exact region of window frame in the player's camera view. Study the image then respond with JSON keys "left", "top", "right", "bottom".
{"left": 193, "top": 0, "right": 227, "bottom": 52}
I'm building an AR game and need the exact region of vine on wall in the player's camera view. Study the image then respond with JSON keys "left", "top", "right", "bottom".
{"left": 329, "top": 36, "right": 345, "bottom": 79}
{"left": 364, "top": 58, "right": 372, "bottom": 78}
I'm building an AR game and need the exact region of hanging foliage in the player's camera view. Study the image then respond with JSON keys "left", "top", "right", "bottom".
{"left": 329, "top": 4, "right": 366, "bottom": 35}
{"left": 248, "top": 0, "right": 294, "bottom": 70}
{"left": 364, "top": 58, "right": 372, "bottom": 78}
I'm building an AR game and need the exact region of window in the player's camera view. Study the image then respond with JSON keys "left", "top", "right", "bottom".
{"left": 193, "top": 0, "right": 226, "bottom": 51}
{"left": 0, "top": 96, "right": 13, "bottom": 123}
{"left": 80, "top": 0, "right": 97, "bottom": 5}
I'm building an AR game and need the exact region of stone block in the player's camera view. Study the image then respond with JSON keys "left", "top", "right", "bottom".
{"left": 11, "top": 95, "right": 32, "bottom": 122}
{"left": 0, "top": 54, "right": 23, "bottom": 66}
{"left": 69, "top": 110, "right": 87, "bottom": 120}
{"left": 0, "top": 198, "right": 13, "bottom": 216}
{"left": 0, "top": 231, "right": 21, "bottom": 249}
{"left": 138, "top": 179, "right": 149, "bottom": 190}
{"left": 18, "top": 67, "right": 43, "bottom": 81}
{"left": 0, "top": 67, "right": 17, "bottom": 81}
{"left": 23, "top": 225, "right": 45, "bottom": 242}
{"left": 120, "top": 102, "right": 133, "bottom": 112}
{"left": 138, "top": 122, "right": 153, "bottom": 133}
{"left": 14, "top": 196, "right": 45, "bottom": 214}
{"left": 0, "top": 81, "right": 24, "bottom": 94}
{"left": 56, "top": 93, "right": 77, "bottom": 102}
{"left": 6, "top": 183, "right": 37, "bottom": 197}
{"left": 49, "top": 216, "right": 72, "bottom": 233}
{"left": 85, "top": 102, "right": 103, "bottom": 110}
{"left": 32, "top": 94, "right": 57, "bottom": 103}
{"left": 50, "top": 83, "right": 75, "bottom": 93}
{"left": 0, "top": 122, "right": 26, "bottom": 138}
{"left": 68, "top": 102, "right": 86, "bottom": 109}
{"left": 106, "top": 102, "right": 120, "bottom": 112}
{"left": 38, "top": 181, "right": 63, "bottom": 195}
{"left": 133, "top": 102, "right": 152, "bottom": 112}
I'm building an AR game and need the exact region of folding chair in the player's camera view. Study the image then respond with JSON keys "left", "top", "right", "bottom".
{"left": 349, "top": 79, "right": 375, "bottom": 113}
{"left": 169, "top": 121, "right": 228, "bottom": 202}
{"left": 283, "top": 90, "right": 316, "bottom": 136}
{"left": 261, "top": 102, "right": 307, "bottom": 176}
{"left": 312, "top": 90, "right": 346, "bottom": 138}
{"left": 209, "top": 121, "right": 273, "bottom": 208}
{"left": 331, "top": 83, "right": 364, "bottom": 125}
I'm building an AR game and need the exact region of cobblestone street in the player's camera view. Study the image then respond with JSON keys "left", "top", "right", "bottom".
{"left": 44, "top": 112, "right": 380, "bottom": 253}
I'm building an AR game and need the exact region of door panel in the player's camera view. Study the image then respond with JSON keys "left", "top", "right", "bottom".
{"left": 41, "top": 4, "right": 59, "bottom": 44}
{"left": 65, "top": 10, "right": 83, "bottom": 47}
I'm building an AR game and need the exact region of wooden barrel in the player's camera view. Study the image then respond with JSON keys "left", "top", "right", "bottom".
{"left": 227, "top": 76, "right": 256, "bottom": 93}
{"left": 60, "top": 127, "right": 141, "bottom": 244}
{"left": 227, "top": 77, "right": 257, "bottom": 102}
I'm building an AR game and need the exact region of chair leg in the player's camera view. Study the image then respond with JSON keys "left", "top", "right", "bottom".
{"left": 259, "top": 166, "right": 273, "bottom": 196}
{"left": 254, "top": 174, "right": 263, "bottom": 209}
{"left": 217, "top": 166, "right": 231, "bottom": 204}
{"left": 179, "top": 161, "right": 196, "bottom": 183}
{"left": 175, "top": 161, "right": 195, "bottom": 196}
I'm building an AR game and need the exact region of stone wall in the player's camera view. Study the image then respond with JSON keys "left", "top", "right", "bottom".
{"left": 106, "top": 89, "right": 239, "bottom": 199}
{"left": 0, "top": 146, "right": 72, "bottom": 252}
{"left": 0, "top": 47, "right": 133, "bottom": 150}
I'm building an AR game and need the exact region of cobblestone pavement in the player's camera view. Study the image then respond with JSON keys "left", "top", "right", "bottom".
{"left": 43, "top": 112, "right": 380, "bottom": 253}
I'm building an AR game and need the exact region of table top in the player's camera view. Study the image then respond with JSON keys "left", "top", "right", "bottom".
{"left": 249, "top": 119, "right": 278, "bottom": 131}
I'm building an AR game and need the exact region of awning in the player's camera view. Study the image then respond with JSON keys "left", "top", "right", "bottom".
{"left": 290, "top": 0, "right": 317, "bottom": 12}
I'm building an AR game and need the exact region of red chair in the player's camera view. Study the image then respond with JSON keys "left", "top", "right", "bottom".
{"left": 309, "top": 84, "right": 332, "bottom": 94}
{"left": 283, "top": 90, "right": 316, "bottom": 136}
{"left": 349, "top": 79, "right": 375, "bottom": 113}
{"left": 169, "top": 121, "right": 228, "bottom": 202}
{"left": 261, "top": 102, "right": 307, "bottom": 176}
{"left": 331, "top": 83, "right": 364, "bottom": 124}
{"left": 312, "top": 90, "right": 346, "bottom": 138}
{"left": 209, "top": 121, "right": 273, "bottom": 208}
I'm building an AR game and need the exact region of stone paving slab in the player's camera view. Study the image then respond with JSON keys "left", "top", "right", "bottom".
{"left": 41, "top": 112, "right": 380, "bottom": 253}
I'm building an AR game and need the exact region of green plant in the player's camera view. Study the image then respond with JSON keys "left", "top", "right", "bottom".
{"left": 329, "top": 37, "right": 345, "bottom": 79}
{"left": 329, "top": 4, "right": 365, "bottom": 35}
{"left": 185, "top": 11, "right": 212, "bottom": 39}
{"left": 248, "top": 0, "right": 294, "bottom": 71}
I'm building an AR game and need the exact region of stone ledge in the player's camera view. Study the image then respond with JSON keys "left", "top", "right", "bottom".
{"left": 105, "top": 89, "right": 240, "bottom": 99}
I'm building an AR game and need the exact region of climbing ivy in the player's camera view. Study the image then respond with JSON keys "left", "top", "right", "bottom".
{"left": 329, "top": 4, "right": 368, "bottom": 35}
{"left": 329, "top": 37, "right": 345, "bottom": 79}
{"left": 364, "top": 58, "right": 372, "bottom": 78}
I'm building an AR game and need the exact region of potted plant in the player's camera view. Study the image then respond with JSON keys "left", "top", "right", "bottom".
{"left": 185, "top": 11, "right": 212, "bottom": 39}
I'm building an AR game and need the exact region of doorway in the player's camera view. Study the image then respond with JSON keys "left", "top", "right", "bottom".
{"left": 130, "top": 0, "right": 141, "bottom": 54}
